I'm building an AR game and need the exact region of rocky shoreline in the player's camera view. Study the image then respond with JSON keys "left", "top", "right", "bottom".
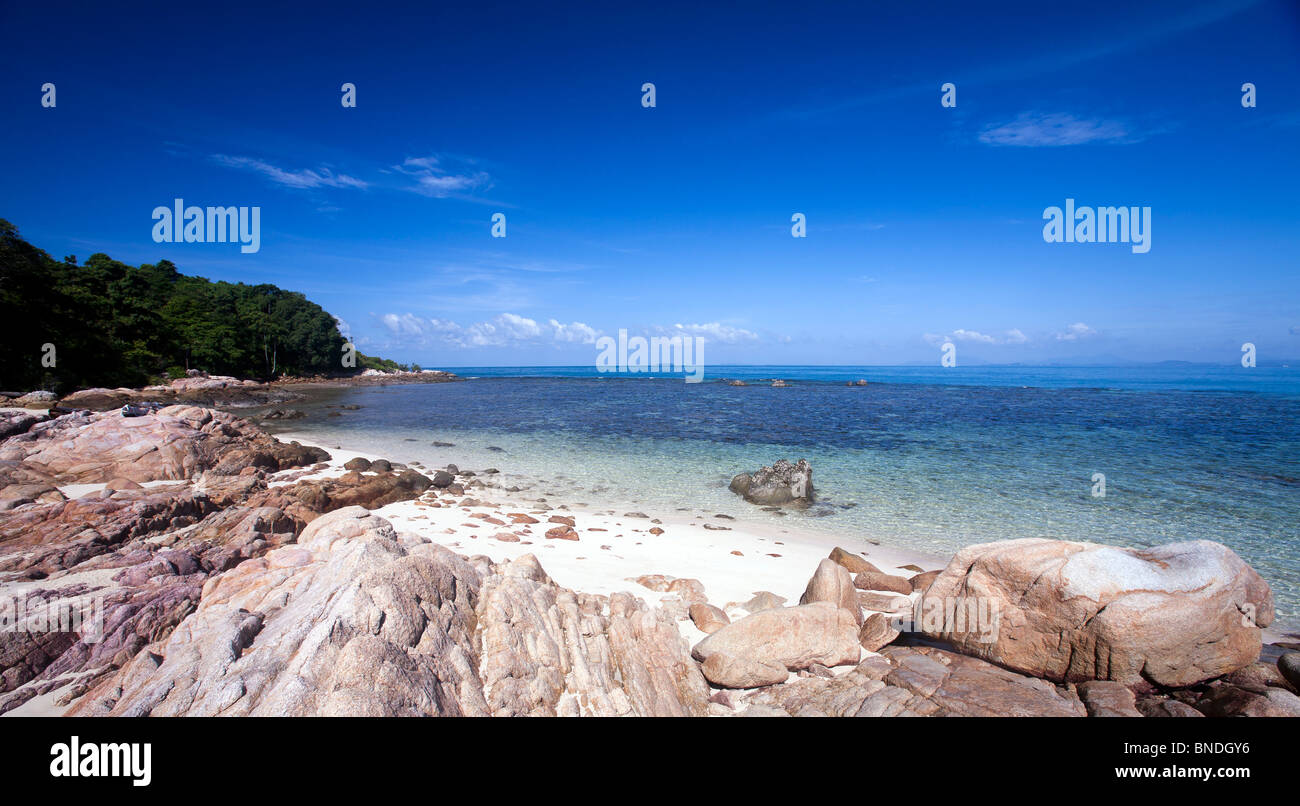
{"left": 0, "top": 404, "right": 1296, "bottom": 717}
{"left": 0, "top": 368, "right": 461, "bottom": 414}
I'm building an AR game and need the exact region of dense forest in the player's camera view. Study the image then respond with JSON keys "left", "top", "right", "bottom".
{"left": 0, "top": 219, "right": 404, "bottom": 393}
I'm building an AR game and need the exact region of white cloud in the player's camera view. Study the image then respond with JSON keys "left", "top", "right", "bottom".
{"left": 666, "top": 323, "right": 759, "bottom": 344}
{"left": 378, "top": 312, "right": 602, "bottom": 348}
{"left": 550, "top": 319, "right": 600, "bottom": 344}
{"left": 926, "top": 328, "right": 1031, "bottom": 346}
{"left": 212, "top": 155, "right": 368, "bottom": 189}
{"left": 1055, "top": 322, "right": 1099, "bottom": 341}
{"left": 979, "top": 113, "right": 1132, "bottom": 147}
{"left": 951, "top": 328, "right": 999, "bottom": 344}
{"left": 463, "top": 313, "right": 542, "bottom": 346}
{"left": 392, "top": 155, "right": 492, "bottom": 198}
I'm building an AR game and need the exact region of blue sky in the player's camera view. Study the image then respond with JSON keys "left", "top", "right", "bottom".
{"left": 2, "top": 0, "right": 1298, "bottom": 366}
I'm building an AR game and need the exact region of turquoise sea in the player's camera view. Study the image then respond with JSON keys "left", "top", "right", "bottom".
{"left": 274, "top": 365, "right": 1300, "bottom": 631}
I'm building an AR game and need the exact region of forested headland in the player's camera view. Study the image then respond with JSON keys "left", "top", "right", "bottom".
{"left": 1, "top": 219, "right": 406, "bottom": 393}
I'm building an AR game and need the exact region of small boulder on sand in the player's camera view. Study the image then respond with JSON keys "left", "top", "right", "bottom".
{"left": 799, "top": 558, "right": 862, "bottom": 625}
{"left": 828, "top": 546, "right": 880, "bottom": 575}
{"left": 692, "top": 602, "right": 860, "bottom": 688}
{"left": 859, "top": 612, "right": 901, "bottom": 652}
{"left": 689, "top": 603, "right": 731, "bottom": 635}
{"left": 853, "top": 571, "right": 913, "bottom": 595}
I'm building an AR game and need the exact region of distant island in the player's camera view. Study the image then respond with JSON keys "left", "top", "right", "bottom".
{"left": 0, "top": 220, "right": 409, "bottom": 394}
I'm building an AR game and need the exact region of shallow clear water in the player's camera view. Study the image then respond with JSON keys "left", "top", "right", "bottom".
{"left": 276, "top": 366, "right": 1300, "bottom": 630}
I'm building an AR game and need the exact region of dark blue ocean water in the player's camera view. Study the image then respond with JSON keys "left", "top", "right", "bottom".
{"left": 284, "top": 365, "right": 1300, "bottom": 629}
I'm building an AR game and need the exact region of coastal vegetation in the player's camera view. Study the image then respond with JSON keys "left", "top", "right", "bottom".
{"left": 0, "top": 220, "right": 404, "bottom": 393}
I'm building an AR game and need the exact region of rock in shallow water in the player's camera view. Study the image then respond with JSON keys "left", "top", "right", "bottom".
{"left": 729, "top": 459, "right": 813, "bottom": 507}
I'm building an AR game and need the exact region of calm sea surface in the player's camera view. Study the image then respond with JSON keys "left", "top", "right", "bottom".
{"left": 274, "top": 365, "right": 1300, "bottom": 630}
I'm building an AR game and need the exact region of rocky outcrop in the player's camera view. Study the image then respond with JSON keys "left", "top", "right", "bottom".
{"left": 0, "top": 406, "right": 328, "bottom": 484}
{"left": 0, "top": 410, "right": 43, "bottom": 439}
{"left": 67, "top": 509, "right": 711, "bottom": 717}
{"left": 478, "top": 554, "right": 711, "bottom": 716}
{"left": 729, "top": 459, "right": 813, "bottom": 507}
{"left": 922, "top": 538, "right": 1274, "bottom": 686}
{"left": 11, "top": 391, "right": 58, "bottom": 408}
{"left": 739, "top": 646, "right": 1087, "bottom": 717}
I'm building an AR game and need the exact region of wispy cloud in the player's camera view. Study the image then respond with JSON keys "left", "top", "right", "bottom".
{"left": 662, "top": 323, "right": 759, "bottom": 344}
{"left": 376, "top": 314, "right": 762, "bottom": 350}
{"left": 979, "top": 113, "right": 1134, "bottom": 147}
{"left": 924, "top": 328, "right": 1030, "bottom": 345}
{"left": 211, "top": 155, "right": 369, "bottom": 189}
{"left": 391, "top": 155, "right": 492, "bottom": 198}
{"left": 209, "top": 152, "right": 494, "bottom": 199}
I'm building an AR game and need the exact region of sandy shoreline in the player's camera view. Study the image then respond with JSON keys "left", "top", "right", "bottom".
{"left": 270, "top": 429, "right": 1297, "bottom": 647}
{"left": 273, "top": 431, "right": 948, "bottom": 647}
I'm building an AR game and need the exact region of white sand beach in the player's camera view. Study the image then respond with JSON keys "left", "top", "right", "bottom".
{"left": 272, "top": 433, "right": 947, "bottom": 647}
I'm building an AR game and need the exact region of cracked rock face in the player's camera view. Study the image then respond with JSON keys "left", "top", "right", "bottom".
{"left": 738, "top": 646, "right": 1087, "bottom": 717}
{"left": 69, "top": 508, "right": 712, "bottom": 717}
{"left": 0, "top": 407, "right": 453, "bottom": 714}
{"left": 920, "top": 538, "right": 1275, "bottom": 686}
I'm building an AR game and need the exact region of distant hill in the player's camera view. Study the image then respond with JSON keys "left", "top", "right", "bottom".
{"left": 0, "top": 219, "right": 401, "bottom": 393}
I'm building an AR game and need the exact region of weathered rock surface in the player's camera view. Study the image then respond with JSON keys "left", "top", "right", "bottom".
{"left": 1279, "top": 652, "right": 1300, "bottom": 690}
{"left": 0, "top": 410, "right": 43, "bottom": 439}
{"left": 11, "top": 391, "right": 58, "bottom": 408}
{"left": 689, "top": 603, "right": 730, "bottom": 634}
{"left": 692, "top": 602, "right": 860, "bottom": 679}
{"left": 742, "top": 646, "right": 1086, "bottom": 717}
{"left": 922, "top": 538, "right": 1274, "bottom": 686}
{"left": 0, "top": 406, "right": 327, "bottom": 484}
{"left": 828, "top": 547, "right": 879, "bottom": 576}
{"left": 701, "top": 652, "right": 788, "bottom": 689}
{"left": 729, "top": 459, "right": 813, "bottom": 506}
{"left": 1194, "top": 683, "right": 1300, "bottom": 717}
{"left": 858, "top": 612, "right": 900, "bottom": 652}
{"left": 54, "top": 509, "right": 713, "bottom": 717}
{"left": 853, "top": 571, "right": 912, "bottom": 595}
{"left": 1076, "top": 680, "right": 1142, "bottom": 717}
{"left": 799, "top": 558, "right": 861, "bottom": 625}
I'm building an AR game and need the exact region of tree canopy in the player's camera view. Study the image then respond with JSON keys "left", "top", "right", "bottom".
{"left": 0, "top": 219, "right": 396, "bottom": 393}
